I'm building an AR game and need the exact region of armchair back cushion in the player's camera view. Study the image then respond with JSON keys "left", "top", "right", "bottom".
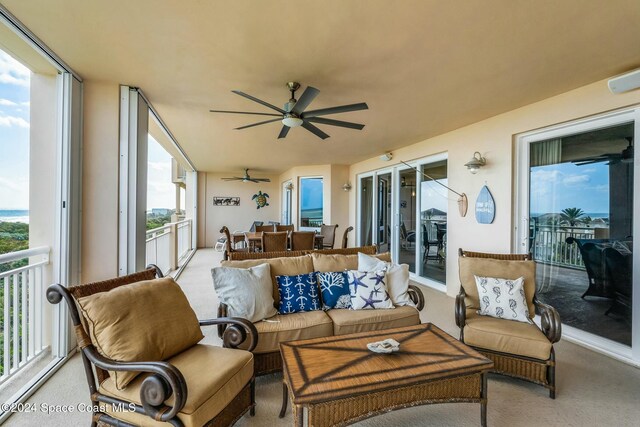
{"left": 459, "top": 257, "right": 536, "bottom": 317}
{"left": 221, "top": 255, "right": 315, "bottom": 303}
{"left": 76, "top": 277, "right": 204, "bottom": 390}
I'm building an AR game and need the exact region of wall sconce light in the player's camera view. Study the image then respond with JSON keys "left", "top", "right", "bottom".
{"left": 464, "top": 152, "right": 486, "bottom": 174}
{"left": 342, "top": 182, "right": 352, "bottom": 192}
{"left": 379, "top": 152, "right": 393, "bottom": 162}
{"left": 285, "top": 181, "right": 294, "bottom": 191}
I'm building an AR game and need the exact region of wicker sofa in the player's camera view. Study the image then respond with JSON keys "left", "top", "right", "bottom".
{"left": 217, "top": 246, "right": 425, "bottom": 376}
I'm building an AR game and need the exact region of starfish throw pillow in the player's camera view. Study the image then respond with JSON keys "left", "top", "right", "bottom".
{"left": 276, "top": 273, "right": 321, "bottom": 314}
{"left": 474, "top": 275, "right": 531, "bottom": 323}
{"left": 317, "top": 271, "right": 352, "bottom": 309}
{"left": 347, "top": 270, "right": 394, "bottom": 310}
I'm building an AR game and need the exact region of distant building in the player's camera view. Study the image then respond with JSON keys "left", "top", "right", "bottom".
{"left": 150, "top": 208, "right": 172, "bottom": 216}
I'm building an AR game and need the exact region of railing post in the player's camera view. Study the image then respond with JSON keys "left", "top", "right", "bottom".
{"left": 170, "top": 222, "right": 178, "bottom": 271}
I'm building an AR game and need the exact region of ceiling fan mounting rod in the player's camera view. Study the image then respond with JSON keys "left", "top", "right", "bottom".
{"left": 287, "top": 81, "right": 300, "bottom": 102}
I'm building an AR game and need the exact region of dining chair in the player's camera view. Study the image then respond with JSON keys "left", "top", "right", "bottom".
{"left": 262, "top": 231, "right": 288, "bottom": 252}
{"left": 320, "top": 224, "right": 339, "bottom": 249}
{"left": 291, "top": 231, "right": 315, "bottom": 250}
{"left": 275, "top": 224, "right": 295, "bottom": 233}
{"left": 249, "top": 221, "right": 263, "bottom": 232}
{"left": 221, "top": 226, "right": 249, "bottom": 260}
{"left": 255, "top": 224, "right": 275, "bottom": 232}
{"left": 341, "top": 226, "right": 354, "bottom": 248}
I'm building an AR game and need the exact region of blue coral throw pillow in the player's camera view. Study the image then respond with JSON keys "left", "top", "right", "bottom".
{"left": 347, "top": 270, "right": 394, "bottom": 310}
{"left": 276, "top": 273, "right": 321, "bottom": 314}
{"left": 317, "top": 271, "right": 351, "bottom": 310}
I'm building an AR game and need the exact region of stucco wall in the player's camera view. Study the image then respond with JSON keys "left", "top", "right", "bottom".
{"left": 348, "top": 77, "right": 640, "bottom": 296}
{"left": 201, "top": 173, "right": 281, "bottom": 247}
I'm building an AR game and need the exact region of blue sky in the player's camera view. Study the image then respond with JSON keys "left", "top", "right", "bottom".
{"left": 0, "top": 49, "right": 30, "bottom": 210}
{"left": 530, "top": 162, "right": 609, "bottom": 215}
{"left": 300, "top": 178, "right": 323, "bottom": 211}
{"left": 147, "top": 134, "right": 175, "bottom": 210}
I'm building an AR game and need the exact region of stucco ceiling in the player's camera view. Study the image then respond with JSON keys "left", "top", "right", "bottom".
{"left": 2, "top": 0, "right": 640, "bottom": 173}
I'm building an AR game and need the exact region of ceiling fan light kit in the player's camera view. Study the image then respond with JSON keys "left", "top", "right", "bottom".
{"left": 210, "top": 82, "right": 368, "bottom": 140}
{"left": 221, "top": 168, "right": 271, "bottom": 183}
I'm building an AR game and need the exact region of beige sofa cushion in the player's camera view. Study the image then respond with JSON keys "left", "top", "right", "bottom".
{"left": 99, "top": 344, "right": 253, "bottom": 427}
{"left": 326, "top": 306, "right": 420, "bottom": 335}
{"left": 77, "top": 277, "right": 204, "bottom": 390}
{"left": 459, "top": 257, "right": 536, "bottom": 317}
{"left": 311, "top": 252, "right": 392, "bottom": 273}
{"left": 241, "top": 311, "right": 334, "bottom": 354}
{"left": 221, "top": 255, "right": 314, "bottom": 303}
{"left": 463, "top": 311, "right": 552, "bottom": 360}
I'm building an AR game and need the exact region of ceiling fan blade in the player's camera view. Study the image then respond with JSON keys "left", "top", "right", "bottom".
{"left": 302, "top": 122, "right": 330, "bottom": 140}
{"left": 574, "top": 160, "right": 604, "bottom": 166}
{"left": 253, "top": 178, "right": 271, "bottom": 182}
{"left": 234, "top": 118, "right": 281, "bottom": 130}
{"left": 278, "top": 125, "right": 290, "bottom": 139}
{"left": 209, "top": 109, "right": 281, "bottom": 117}
{"left": 302, "top": 102, "right": 368, "bottom": 118}
{"left": 292, "top": 86, "right": 320, "bottom": 115}
{"left": 222, "top": 177, "right": 243, "bottom": 181}
{"left": 247, "top": 178, "right": 260, "bottom": 183}
{"left": 305, "top": 117, "right": 364, "bottom": 130}
{"left": 232, "top": 90, "right": 286, "bottom": 114}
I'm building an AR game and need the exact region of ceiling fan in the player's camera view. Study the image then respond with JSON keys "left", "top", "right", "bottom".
{"left": 573, "top": 137, "right": 634, "bottom": 166}
{"left": 221, "top": 169, "right": 271, "bottom": 183}
{"left": 209, "top": 82, "right": 368, "bottom": 140}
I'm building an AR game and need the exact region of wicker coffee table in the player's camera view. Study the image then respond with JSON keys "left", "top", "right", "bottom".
{"left": 279, "top": 323, "right": 493, "bottom": 427}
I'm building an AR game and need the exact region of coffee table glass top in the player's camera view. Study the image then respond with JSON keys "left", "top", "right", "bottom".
{"left": 280, "top": 323, "right": 493, "bottom": 404}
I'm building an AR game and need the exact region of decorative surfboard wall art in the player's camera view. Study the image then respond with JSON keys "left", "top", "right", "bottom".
{"left": 475, "top": 185, "right": 495, "bottom": 224}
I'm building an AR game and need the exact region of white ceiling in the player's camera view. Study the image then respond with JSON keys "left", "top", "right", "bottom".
{"left": 2, "top": 0, "right": 640, "bottom": 173}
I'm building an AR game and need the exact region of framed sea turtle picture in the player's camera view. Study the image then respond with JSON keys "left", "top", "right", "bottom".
{"left": 475, "top": 185, "right": 495, "bottom": 224}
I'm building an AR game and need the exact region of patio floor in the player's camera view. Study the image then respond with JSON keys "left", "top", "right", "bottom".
{"left": 4, "top": 249, "right": 640, "bottom": 426}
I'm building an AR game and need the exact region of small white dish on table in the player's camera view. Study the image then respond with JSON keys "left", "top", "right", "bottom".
{"left": 367, "top": 338, "right": 400, "bottom": 354}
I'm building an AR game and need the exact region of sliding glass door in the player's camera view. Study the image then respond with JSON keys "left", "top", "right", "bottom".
{"left": 516, "top": 108, "right": 639, "bottom": 361}
{"left": 357, "top": 154, "right": 448, "bottom": 286}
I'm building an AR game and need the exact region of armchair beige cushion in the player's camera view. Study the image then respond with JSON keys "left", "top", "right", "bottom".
{"left": 77, "top": 277, "right": 204, "bottom": 390}
{"left": 463, "top": 311, "right": 552, "bottom": 360}
{"left": 99, "top": 344, "right": 253, "bottom": 427}
{"left": 459, "top": 257, "right": 536, "bottom": 317}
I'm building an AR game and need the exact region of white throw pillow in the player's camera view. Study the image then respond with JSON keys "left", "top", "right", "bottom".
{"left": 474, "top": 275, "right": 531, "bottom": 323}
{"left": 347, "top": 270, "right": 394, "bottom": 310}
{"left": 211, "top": 263, "right": 277, "bottom": 322}
{"left": 358, "top": 252, "right": 415, "bottom": 307}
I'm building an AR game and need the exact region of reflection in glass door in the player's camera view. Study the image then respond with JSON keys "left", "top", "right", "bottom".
{"left": 377, "top": 173, "right": 392, "bottom": 253}
{"left": 528, "top": 122, "right": 634, "bottom": 347}
{"left": 398, "top": 168, "right": 417, "bottom": 272}
{"left": 359, "top": 176, "right": 373, "bottom": 245}
{"left": 419, "top": 161, "right": 448, "bottom": 283}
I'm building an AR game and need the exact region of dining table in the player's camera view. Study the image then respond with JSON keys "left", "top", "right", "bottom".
{"left": 231, "top": 231, "right": 325, "bottom": 252}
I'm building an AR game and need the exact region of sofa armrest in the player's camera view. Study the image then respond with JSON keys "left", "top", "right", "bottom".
{"left": 85, "top": 346, "right": 187, "bottom": 422}
{"left": 455, "top": 287, "right": 467, "bottom": 329}
{"left": 534, "top": 297, "right": 562, "bottom": 343}
{"left": 200, "top": 317, "right": 258, "bottom": 352}
{"left": 407, "top": 284, "right": 425, "bottom": 311}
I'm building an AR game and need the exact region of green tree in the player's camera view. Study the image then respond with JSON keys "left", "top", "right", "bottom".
{"left": 560, "top": 207, "right": 585, "bottom": 226}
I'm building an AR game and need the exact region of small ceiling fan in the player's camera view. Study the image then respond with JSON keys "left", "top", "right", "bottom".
{"left": 221, "top": 169, "right": 271, "bottom": 183}
{"left": 573, "top": 137, "right": 634, "bottom": 166}
{"left": 209, "top": 82, "right": 368, "bottom": 140}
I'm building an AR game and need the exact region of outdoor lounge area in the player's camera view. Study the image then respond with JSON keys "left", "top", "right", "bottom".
{"left": 1, "top": 1, "right": 640, "bottom": 426}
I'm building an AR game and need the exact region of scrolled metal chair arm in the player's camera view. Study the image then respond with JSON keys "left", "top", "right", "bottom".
{"left": 200, "top": 317, "right": 258, "bottom": 352}
{"left": 407, "top": 284, "right": 425, "bottom": 311}
{"left": 455, "top": 287, "right": 467, "bottom": 329}
{"left": 534, "top": 297, "right": 562, "bottom": 343}
{"left": 84, "top": 347, "right": 187, "bottom": 422}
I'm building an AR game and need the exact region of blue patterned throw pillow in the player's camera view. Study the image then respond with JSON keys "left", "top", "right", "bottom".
{"left": 317, "top": 271, "right": 351, "bottom": 310}
{"left": 276, "top": 273, "right": 321, "bottom": 314}
{"left": 347, "top": 270, "right": 394, "bottom": 310}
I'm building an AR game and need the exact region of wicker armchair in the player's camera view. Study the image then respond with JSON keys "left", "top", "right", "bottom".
{"left": 291, "top": 231, "right": 315, "bottom": 250}
{"left": 221, "top": 226, "right": 249, "bottom": 261}
{"left": 262, "top": 231, "right": 288, "bottom": 252}
{"left": 341, "top": 226, "right": 354, "bottom": 248}
{"left": 47, "top": 265, "right": 258, "bottom": 427}
{"left": 455, "top": 249, "right": 561, "bottom": 398}
{"left": 319, "top": 224, "right": 339, "bottom": 249}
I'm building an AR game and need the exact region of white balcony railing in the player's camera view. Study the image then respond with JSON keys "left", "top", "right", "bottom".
{"left": 531, "top": 226, "right": 596, "bottom": 269}
{"left": 145, "top": 219, "right": 193, "bottom": 275}
{"left": 0, "top": 246, "right": 49, "bottom": 384}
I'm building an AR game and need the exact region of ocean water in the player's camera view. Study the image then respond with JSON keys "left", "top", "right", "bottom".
{"left": 0, "top": 210, "right": 29, "bottom": 224}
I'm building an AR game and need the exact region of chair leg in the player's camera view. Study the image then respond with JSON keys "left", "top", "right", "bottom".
{"left": 250, "top": 377, "right": 256, "bottom": 416}
{"left": 548, "top": 348, "right": 556, "bottom": 399}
